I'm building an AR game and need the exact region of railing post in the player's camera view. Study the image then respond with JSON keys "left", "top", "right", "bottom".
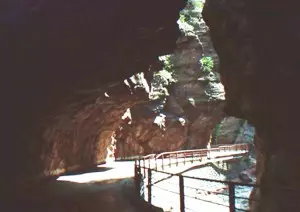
{"left": 169, "top": 155, "right": 171, "bottom": 168}
{"left": 176, "top": 153, "right": 178, "bottom": 166}
{"left": 148, "top": 158, "right": 150, "bottom": 169}
{"left": 184, "top": 154, "right": 186, "bottom": 165}
{"left": 179, "top": 175, "right": 185, "bottom": 212}
{"left": 148, "top": 168, "right": 152, "bottom": 204}
{"left": 191, "top": 152, "right": 194, "bottom": 164}
{"left": 134, "top": 160, "right": 137, "bottom": 184}
{"left": 143, "top": 158, "right": 146, "bottom": 177}
{"left": 199, "top": 151, "right": 202, "bottom": 162}
{"left": 162, "top": 156, "right": 164, "bottom": 170}
{"left": 229, "top": 182, "right": 236, "bottom": 212}
{"left": 135, "top": 165, "right": 142, "bottom": 195}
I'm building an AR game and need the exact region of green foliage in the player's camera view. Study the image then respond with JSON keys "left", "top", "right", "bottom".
{"left": 164, "top": 56, "right": 173, "bottom": 72}
{"left": 177, "top": 0, "right": 203, "bottom": 33}
{"left": 150, "top": 55, "right": 177, "bottom": 99}
{"left": 192, "top": 0, "right": 204, "bottom": 10}
{"left": 179, "top": 14, "right": 186, "bottom": 23}
{"left": 200, "top": 56, "right": 214, "bottom": 73}
{"left": 159, "top": 55, "right": 177, "bottom": 84}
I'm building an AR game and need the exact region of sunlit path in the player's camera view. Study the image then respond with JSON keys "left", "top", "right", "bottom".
{"left": 17, "top": 161, "right": 161, "bottom": 212}
{"left": 57, "top": 161, "right": 135, "bottom": 183}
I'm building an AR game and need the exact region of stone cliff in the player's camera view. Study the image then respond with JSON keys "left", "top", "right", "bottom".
{"left": 2, "top": 0, "right": 185, "bottom": 185}
{"left": 113, "top": 1, "right": 226, "bottom": 158}
{"left": 203, "top": 0, "right": 300, "bottom": 211}
{"left": 3, "top": 0, "right": 300, "bottom": 211}
{"left": 214, "top": 117, "right": 254, "bottom": 145}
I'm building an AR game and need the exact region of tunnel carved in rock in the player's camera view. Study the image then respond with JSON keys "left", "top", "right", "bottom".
{"left": 2, "top": 0, "right": 185, "bottom": 185}
{"left": 3, "top": 0, "right": 300, "bottom": 211}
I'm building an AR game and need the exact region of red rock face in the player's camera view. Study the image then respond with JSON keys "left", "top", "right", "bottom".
{"left": 114, "top": 108, "right": 188, "bottom": 158}
{"left": 114, "top": 100, "right": 224, "bottom": 158}
{"left": 35, "top": 82, "right": 150, "bottom": 177}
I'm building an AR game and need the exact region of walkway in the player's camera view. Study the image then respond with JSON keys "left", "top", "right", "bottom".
{"left": 57, "top": 161, "right": 135, "bottom": 183}
{"left": 17, "top": 161, "right": 162, "bottom": 212}
{"left": 16, "top": 144, "right": 250, "bottom": 212}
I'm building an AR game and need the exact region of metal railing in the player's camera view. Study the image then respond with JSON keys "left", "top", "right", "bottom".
{"left": 134, "top": 144, "right": 300, "bottom": 212}
{"left": 134, "top": 144, "right": 253, "bottom": 212}
{"left": 141, "top": 143, "right": 249, "bottom": 170}
{"left": 135, "top": 163, "right": 259, "bottom": 212}
{"left": 135, "top": 165, "right": 300, "bottom": 212}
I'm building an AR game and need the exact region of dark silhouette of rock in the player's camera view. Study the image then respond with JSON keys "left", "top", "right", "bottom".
{"left": 203, "top": 0, "right": 300, "bottom": 211}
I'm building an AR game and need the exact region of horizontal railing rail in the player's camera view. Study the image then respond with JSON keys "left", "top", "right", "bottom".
{"left": 141, "top": 144, "right": 249, "bottom": 170}
{"left": 117, "top": 144, "right": 248, "bottom": 164}
{"left": 134, "top": 143, "right": 253, "bottom": 212}
{"left": 136, "top": 163, "right": 300, "bottom": 212}
{"left": 143, "top": 154, "right": 157, "bottom": 159}
{"left": 135, "top": 164, "right": 258, "bottom": 212}
{"left": 137, "top": 165, "right": 258, "bottom": 188}
{"left": 155, "top": 143, "right": 248, "bottom": 160}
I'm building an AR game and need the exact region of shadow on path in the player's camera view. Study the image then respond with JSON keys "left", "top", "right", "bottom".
{"left": 15, "top": 162, "right": 162, "bottom": 212}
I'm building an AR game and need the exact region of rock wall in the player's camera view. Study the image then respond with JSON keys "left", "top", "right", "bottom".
{"left": 115, "top": 100, "right": 224, "bottom": 158}
{"left": 114, "top": 1, "right": 226, "bottom": 158}
{"left": 38, "top": 81, "right": 149, "bottom": 177}
{"left": 163, "top": 1, "right": 225, "bottom": 149}
{"left": 203, "top": 0, "right": 300, "bottom": 211}
{"left": 163, "top": 29, "right": 225, "bottom": 149}
{"left": 5, "top": 1, "right": 299, "bottom": 210}
{"left": 115, "top": 107, "right": 188, "bottom": 157}
{"left": 2, "top": 0, "right": 186, "bottom": 186}
{"left": 215, "top": 117, "right": 255, "bottom": 145}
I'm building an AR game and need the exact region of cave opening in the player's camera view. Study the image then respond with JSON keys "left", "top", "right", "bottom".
{"left": 6, "top": 0, "right": 299, "bottom": 211}
{"left": 52, "top": 1, "right": 257, "bottom": 211}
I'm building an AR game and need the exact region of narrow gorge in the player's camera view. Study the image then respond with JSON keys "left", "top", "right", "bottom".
{"left": 2, "top": 0, "right": 299, "bottom": 211}
{"left": 113, "top": 1, "right": 253, "bottom": 159}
